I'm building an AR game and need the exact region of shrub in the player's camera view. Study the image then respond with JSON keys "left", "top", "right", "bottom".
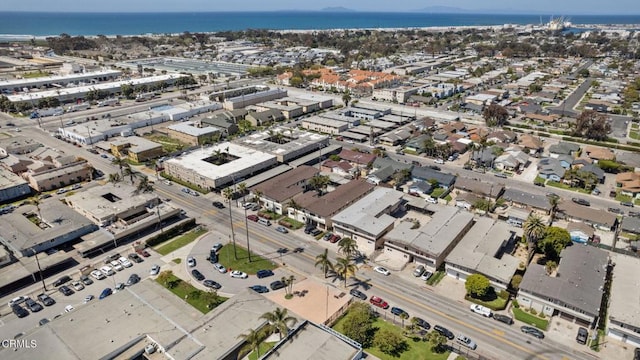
{"left": 530, "top": 308, "right": 538, "bottom": 316}
{"left": 512, "top": 299, "right": 519, "bottom": 308}
{"left": 539, "top": 313, "right": 546, "bottom": 319}
{"left": 498, "top": 290, "right": 510, "bottom": 300}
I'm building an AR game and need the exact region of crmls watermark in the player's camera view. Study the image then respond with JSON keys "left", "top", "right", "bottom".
{"left": 1, "top": 339, "right": 37, "bottom": 349}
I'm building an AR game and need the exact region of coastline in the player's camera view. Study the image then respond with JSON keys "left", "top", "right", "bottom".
{"left": 1, "top": 22, "right": 639, "bottom": 42}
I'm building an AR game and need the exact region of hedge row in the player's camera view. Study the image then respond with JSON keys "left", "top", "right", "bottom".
{"left": 146, "top": 219, "right": 197, "bottom": 247}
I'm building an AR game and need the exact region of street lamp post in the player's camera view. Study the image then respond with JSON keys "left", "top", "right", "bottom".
{"left": 244, "top": 206, "right": 252, "bottom": 262}
{"left": 31, "top": 248, "right": 47, "bottom": 292}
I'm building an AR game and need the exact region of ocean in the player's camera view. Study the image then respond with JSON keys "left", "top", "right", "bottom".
{"left": 0, "top": 11, "right": 639, "bottom": 37}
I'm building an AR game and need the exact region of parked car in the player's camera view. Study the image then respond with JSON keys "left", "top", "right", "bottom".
{"left": 435, "top": 159, "right": 445, "bottom": 164}
{"left": 126, "top": 274, "right": 140, "bottom": 286}
{"left": 79, "top": 275, "right": 94, "bottom": 286}
{"left": 38, "top": 318, "right": 50, "bottom": 326}
{"left": 99, "top": 288, "right": 113, "bottom": 300}
{"left": 128, "top": 253, "right": 143, "bottom": 263}
{"left": 191, "top": 269, "right": 205, "bottom": 281}
{"left": 37, "top": 293, "right": 55, "bottom": 307}
{"left": 390, "top": 307, "right": 408, "bottom": 317}
{"left": 12, "top": 304, "right": 29, "bottom": 318}
{"left": 213, "top": 263, "right": 227, "bottom": 273}
{"left": 456, "top": 334, "right": 477, "bottom": 350}
{"left": 369, "top": 296, "right": 389, "bottom": 309}
{"left": 230, "top": 270, "right": 248, "bottom": 279}
{"left": 414, "top": 317, "right": 430, "bottom": 330}
{"left": 203, "top": 280, "right": 222, "bottom": 289}
{"left": 8, "top": 296, "right": 27, "bottom": 307}
{"left": 374, "top": 266, "right": 390, "bottom": 276}
{"left": 91, "top": 269, "right": 106, "bottom": 280}
{"left": 137, "top": 249, "right": 151, "bottom": 257}
{"left": 64, "top": 305, "right": 75, "bottom": 313}
{"left": 256, "top": 269, "right": 274, "bottom": 278}
{"left": 100, "top": 265, "right": 115, "bottom": 276}
{"left": 329, "top": 234, "right": 341, "bottom": 243}
{"left": 470, "top": 304, "right": 492, "bottom": 317}
{"left": 420, "top": 271, "right": 433, "bottom": 281}
{"left": 434, "top": 325, "right": 455, "bottom": 340}
{"left": 349, "top": 288, "right": 367, "bottom": 300}
{"left": 572, "top": 198, "right": 590, "bottom": 206}
{"left": 270, "top": 280, "right": 286, "bottom": 290}
{"left": 413, "top": 265, "right": 425, "bottom": 277}
{"left": 53, "top": 275, "right": 72, "bottom": 287}
{"left": 212, "top": 243, "right": 223, "bottom": 252}
{"left": 83, "top": 295, "right": 94, "bottom": 303}
{"left": 492, "top": 314, "right": 514, "bottom": 325}
{"left": 247, "top": 214, "right": 259, "bottom": 222}
{"left": 58, "top": 286, "right": 74, "bottom": 296}
{"left": 576, "top": 327, "right": 588, "bottom": 345}
{"left": 257, "top": 218, "right": 271, "bottom": 226}
{"left": 24, "top": 298, "right": 43, "bottom": 312}
{"left": 187, "top": 257, "right": 196, "bottom": 267}
{"left": 250, "top": 285, "right": 269, "bottom": 293}
{"left": 323, "top": 232, "right": 333, "bottom": 241}
{"left": 71, "top": 281, "right": 85, "bottom": 291}
{"left": 520, "top": 326, "right": 545, "bottom": 339}
{"left": 150, "top": 264, "right": 160, "bottom": 276}
{"left": 310, "top": 229, "right": 322, "bottom": 236}
{"left": 212, "top": 201, "right": 225, "bottom": 209}
{"left": 494, "top": 173, "right": 508, "bottom": 178}
{"left": 275, "top": 226, "right": 289, "bottom": 234}
{"left": 110, "top": 260, "right": 124, "bottom": 271}
{"left": 118, "top": 256, "right": 133, "bottom": 268}
{"left": 621, "top": 201, "right": 635, "bottom": 207}
{"left": 608, "top": 207, "right": 624, "bottom": 215}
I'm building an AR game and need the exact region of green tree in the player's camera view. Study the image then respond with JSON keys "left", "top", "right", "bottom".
{"left": 465, "top": 273, "right": 491, "bottom": 298}
{"left": 260, "top": 307, "right": 297, "bottom": 340}
{"left": 341, "top": 303, "right": 374, "bottom": 347}
{"left": 135, "top": 175, "right": 153, "bottom": 194}
{"left": 334, "top": 257, "right": 357, "bottom": 287}
{"left": 337, "top": 237, "right": 358, "bottom": 259}
{"left": 523, "top": 214, "right": 547, "bottom": 251}
{"left": 111, "top": 156, "right": 128, "bottom": 178}
{"left": 538, "top": 226, "right": 572, "bottom": 260}
{"left": 307, "top": 174, "right": 330, "bottom": 195}
{"left": 545, "top": 260, "right": 558, "bottom": 275}
{"left": 237, "top": 328, "right": 265, "bottom": 359}
{"left": 426, "top": 330, "right": 447, "bottom": 353}
{"left": 573, "top": 110, "right": 612, "bottom": 141}
{"left": 342, "top": 91, "right": 352, "bottom": 107}
{"left": 314, "top": 249, "right": 334, "bottom": 278}
{"left": 373, "top": 328, "right": 407, "bottom": 356}
{"left": 510, "top": 274, "right": 523, "bottom": 290}
{"left": 482, "top": 104, "right": 509, "bottom": 127}
{"left": 202, "top": 289, "right": 223, "bottom": 309}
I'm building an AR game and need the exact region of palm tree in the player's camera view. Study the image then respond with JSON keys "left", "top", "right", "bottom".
{"left": 342, "top": 91, "right": 352, "bottom": 107}
{"left": 334, "top": 257, "right": 357, "bottom": 288}
{"left": 223, "top": 187, "right": 238, "bottom": 260}
{"left": 260, "top": 308, "right": 297, "bottom": 340}
{"left": 108, "top": 173, "right": 121, "bottom": 184}
{"left": 314, "top": 249, "right": 334, "bottom": 278}
{"left": 29, "top": 196, "right": 42, "bottom": 220}
{"left": 237, "top": 182, "right": 247, "bottom": 204}
{"left": 111, "top": 156, "right": 128, "bottom": 178}
{"left": 122, "top": 165, "right": 137, "bottom": 184}
{"left": 253, "top": 189, "right": 263, "bottom": 207}
{"left": 308, "top": 175, "right": 330, "bottom": 195}
{"left": 523, "top": 214, "right": 547, "bottom": 254}
{"left": 547, "top": 195, "right": 559, "bottom": 224}
{"left": 135, "top": 175, "right": 153, "bottom": 194}
{"left": 337, "top": 237, "right": 358, "bottom": 259}
{"left": 237, "top": 328, "right": 265, "bottom": 359}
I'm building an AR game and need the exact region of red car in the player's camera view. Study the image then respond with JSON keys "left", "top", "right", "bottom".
{"left": 329, "top": 235, "right": 341, "bottom": 243}
{"left": 247, "top": 214, "right": 259, "bottom": 222}
{"left": 136, "top": 249, "right": 151, "bottom": 257}
{"left": 369, "top": 296, "right": 389, "bottom": 309}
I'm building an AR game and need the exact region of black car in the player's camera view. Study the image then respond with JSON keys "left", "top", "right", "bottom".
{"left": 492, "top": 314, "right": 514, "bottom": 325}
{"left": 427, "top": 165, "right": 441, "bottom": 171}
{"left": 572, "top": 198, "right": 590, "bottom": 206}
{"left": 126, "top": 274, "right": 140, "bottom": 286}
{"left": 80, "top": 275, "right": 94, "bottom": 286}
{"left": 58, "top": 285, "right": 74, "bottom": 296}
{"left": 249, "top": 285, "right": 270, "bottom": 293}
{"left": 128, "top": 253, "right": 143, "bottom": 263}
{"left": 304, "top": 226, "right": 315, "bottom": 234}
{"left": 608, "top": 207, "right": 623, "bottom": 215}
{"left": 12, "top": 304, "right": 29, "bottom": 318}
{"left": 191, "top": 269, "right": 205, "bottom": 281}
{"left": 630, "top": 211, "right": 640, "bottom": 218}
{"left": 37, "top": 293, "right": 55, "bottom": 307}
{"left": 520, "top": 326, "right": 545, "bottom": 339}
{"left": 390, "top": 307, "right": 409, "bottom": 317}
{"left": 212, "top": 201, "right": 225, "bottom": 209}
{"left": 203, "top": 280, "right": 222, "bottom": 289}
{"left": 256, "top": 269, "right": 274, "bottom": 279}
{"left": 414, "top": 317, "right": 430, "bottom": 330}
{"left": 634, "top": 348, "right": 640, "bottom": 360}
{"left": 576, "top": 327, "right": 588, "bottom": 345}
{"left": 349, "top": 288, "right": 367, "bottom": 300}
{"left": 38, "top": 318, "right": 50, "bottom": 326}
{"left": 24, "top": 298, "right": 43, "bottom": 312}
{"left": 53, "top": 275, "right": 72, "bottom": 287}
{"left": 207, "top": 251, "right": 218, "bottom": 264}
{"left": 270, "top": 280, "right": 286, "bottom": 290}
{"left": 310, "top": 229, "right": 322, "bottom": 236}
{"left": 434, "top": 325, "right": 455, "bottom": 340}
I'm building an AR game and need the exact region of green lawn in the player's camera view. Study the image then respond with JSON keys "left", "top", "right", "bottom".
{"left": 22, "top": 70, "right": 51, "bottom": 78}
{"left": 278, "top": 217, "right": 304, "bottom": 230}
{"left": 156, "top": 273, "right": 227, "bottom": 313}
{"left": 247, "top": 342, "right": 277, "bottom": 360}
{"left": 333, "top": 317, "right": 450, "bottom": 360}
{"left": 426, "top": 270, "right": 446, "bottom": 286}
{"left": 145, "top": 134, "right": 187, "bottom": 153}
{"left": 630, "top": 131, "right": 640, "bottom": 140}
{"left": 430, "top": 188, "right": 446, "bottom": 198}
{"left": 512, "top": 307, "right": 549, "bottom": 330}
{"left": 217, "top": 244, "right": 277, "bottom": 274}
{"left": 466, "top": 294, "right": 508, "bottom": 311}
{"left": 155, "top": 228, "right": 208, "bottom": 255}
{"left": 546, "top": 181, "right": 591, "bottom": 194}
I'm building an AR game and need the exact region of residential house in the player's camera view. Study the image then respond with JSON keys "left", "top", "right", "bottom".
{"left": 501, "top": 189, "right": 552, "bottom": 214}
{"left": 445, "top": 217, "right": 520, "bottom": 290}
{"left": 378, "top": 129, "right": 412, "bottom": 146}
{"left": 454, "top": 177, "right": 504, "bottom": 200}
{"left": 250, "top": 165, "right": 319, "bottom": 215}
{"left": 200, "top": 110, "right": 244, "bottom": 136}
{"left": 518, "top": 134, "right": 544, "bottom": 156}
{"left": 494, "top": 148, "right": 529, "bottom": 172}
{"left": 607, "top": 253, "right": 640, "bottom": 347}
{"left": 404, "top": 134, "right": 430, "bottom": 154}
{"left": 620, "top": 217, "right": 640, "bottom": 237}
{"left": 366, "top": 157, "right": 412, "bottom": 185}
{"left": 245, "top": 109, "right": 285, "bottom": 127}
{"left": 336, "top": 149, "right": 376, "bottom": 168}
{"left": 506, "top": 208, "right": 531, "bottom": 228}
{"left": 455, "top": 192, "right": 480, "bottom": 211}
{"left": 537, "top": 158, "right": 566, "bottom": 182}
{"left": 556, "top": 201, "right": 618, "bottom": 231}
{"left": 583, "top": 146, "right": 615, "bottom": 162}
{"left": 567, "top": 222, "right": 594, "bottom": 244}
{"left": 517, "top": 245, "right": 609, "bottom": 328}
{"left": 110, "top": 137, "right": 163, "bottom": 163}
{"left": 486, "top": 130, "right": 517, "bottom": 144}
{"left": 411, "top": 167, "right": 456, "bottom": 189}
{"left": 331, "top": 188, "right": 404, "bottom": 255}
{"left": 408, "top": 181, "right": 433, "bottom": 197}
{"left": 321, "top": 160, "right": 356, "bottom": 179}
{"left": 384, "top": 206, "right": 475, "bottom": 269}
{"left": 578, "top": 164, "right": 605, "bottom": 184}
{"left": 616, "top": 172, "right": 640, "bottom": 197}
{"left": 549, "top": 142, "right": 580, "bottom": 157}
{"left": 470, "top": 148, "right": 496, "bottom": 168}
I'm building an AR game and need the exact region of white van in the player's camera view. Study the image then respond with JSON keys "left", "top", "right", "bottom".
{"left": 258, "top": 218, "right": 271, "bottom": 226}
{"left": 100, "top": 265, "right": 115, "bottom": 276}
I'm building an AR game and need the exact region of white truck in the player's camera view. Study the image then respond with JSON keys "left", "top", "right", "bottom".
{"left": 30, "top": 107, "right": 64, "bottom": 118}
{"left": 470, "top": 303, "right": 492, "bottom": 317}
{"left": 67, "top": 103, "right": 91, "bottom": 112}
{"left": 97, "top": 98, "right": 119, "bottom": 107}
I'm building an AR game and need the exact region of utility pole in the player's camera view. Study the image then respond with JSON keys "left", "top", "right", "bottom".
{"left": 244, "top": 207, "right": 251, "bottom": 262}
{"left": 31, "top": 248, "right": 47, "bottom": 292}
{"left": 228, "top": 197, "right": 237, "bottom": 260}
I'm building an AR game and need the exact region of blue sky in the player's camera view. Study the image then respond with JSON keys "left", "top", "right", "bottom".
{"left": 1, "top": 0, "right": 638, "bottom": 14}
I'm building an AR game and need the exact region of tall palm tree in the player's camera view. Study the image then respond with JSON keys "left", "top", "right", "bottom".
{"left": 237, "top": 182, "right": 247, "bottom": 204}
{"left": 135, "top": 175, "right": 154, "bottom": 194}
{"left": 253, "top": 190, "right": 263, "bottom": 207}
{"left": 308, "top": 175, "right": 330, "bottom": 195}
{"left": 236, "top": 328, "right": 265, "bottom": 359}
{"left": 111, "top": 156, "right": 128, "bottom": 178}
{"left": 337, "top": 237, "right": 359, "bottom": 259}
{"left": 334, "top": 257, "right": 357, "bottom": 288}
{"left": 108, "top": 173, "right": 121, "bottom": 184}
{"left": 122, "top": 165, "right": 137, "bottom": 184}
{"left": 260, "top": 308, "right": 297, "bottom": 340}
{"left": 223, "top": 187, "right": 238, "bottom": 260}
{"left": 29, "top": 196, "right": 42, "bottom": 220}
{"left": 523, "top": 214, "right": 547, "bottom": 254}
{"left": 342, "top": 91, "right": 352, "bottom": 107}
{"left": 547, "top": 195, "right": 559, "bottom": 224}
{"left": 315, "top": 249, "right": 334, "bottom": 278}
